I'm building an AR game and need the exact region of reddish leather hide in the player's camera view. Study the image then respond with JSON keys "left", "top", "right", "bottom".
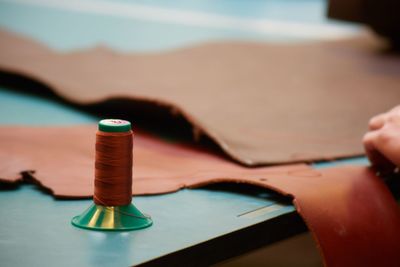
{"left": 1, "top": 29, "right": 400, "bottom": 165}
{"left": 0, "top": 125, "right": 399, "bottom": 267}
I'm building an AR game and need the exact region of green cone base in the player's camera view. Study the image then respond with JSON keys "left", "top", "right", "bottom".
{"left": 71, "top": 203, "right": 153, "bottom": 231}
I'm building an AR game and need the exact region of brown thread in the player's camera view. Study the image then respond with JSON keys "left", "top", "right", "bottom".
{"left": 94, "top": 130, "right": 133, "bottom": 206}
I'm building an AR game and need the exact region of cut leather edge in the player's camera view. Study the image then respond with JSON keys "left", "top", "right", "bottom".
{"left": 0, "top": 68, "right": 366, "bottom": 166}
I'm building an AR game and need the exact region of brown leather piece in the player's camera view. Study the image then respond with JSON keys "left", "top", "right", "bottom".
{"left": 1, "top": 29, "right": 400, "bottom": 165}
{"left": 0, "top": 125, "right": 399, "bottom": 267}
{"left": 0, "top": 125, "right": 309, "bottom": 197}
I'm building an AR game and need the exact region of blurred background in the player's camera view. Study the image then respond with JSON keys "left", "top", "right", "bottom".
{"left": 0, "top": 0, "right": 363, "bottom": 53}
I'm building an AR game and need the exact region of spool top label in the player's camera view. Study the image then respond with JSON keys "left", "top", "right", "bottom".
{"left": 98, "top": 119, "right": 131, "bottom": 132}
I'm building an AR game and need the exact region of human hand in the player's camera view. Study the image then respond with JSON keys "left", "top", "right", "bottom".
{"left": 363, "top": 106, "right": 400, "bottom": 172}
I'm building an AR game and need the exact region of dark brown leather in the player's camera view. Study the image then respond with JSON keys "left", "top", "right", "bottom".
{"left": 0, "top": 125, "right": 399, "bottom": 267}
{"left": 328, "top": 0, "right": 400, "bottom": 45}
{"left": 1, "top": 29, "right": 400, "bottom": 165}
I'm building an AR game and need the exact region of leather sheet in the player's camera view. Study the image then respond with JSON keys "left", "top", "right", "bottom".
{"left": 0, "top": 125, "right": 399, "bottom": 267}
{"left": 1, "top": 29, "right": 400, "bottom": 165}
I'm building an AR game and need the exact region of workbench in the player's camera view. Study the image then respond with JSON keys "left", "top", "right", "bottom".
{"left": 0, "top": 1, "right": 370, "bottom": 266}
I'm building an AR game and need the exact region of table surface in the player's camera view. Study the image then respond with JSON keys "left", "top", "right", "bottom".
{"left": 0, "top": 1, "right": 367, "bottom": 266}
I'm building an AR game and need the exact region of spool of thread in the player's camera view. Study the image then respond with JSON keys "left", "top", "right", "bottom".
{"left": 94, "top": 119, "right": 133, "bottom": 206}
{"left": 71, "top": 119, "right": 152, "bottom": 231}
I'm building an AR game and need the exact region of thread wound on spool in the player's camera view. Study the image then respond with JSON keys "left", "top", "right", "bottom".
{"left": 72, "top": 119, "right": 152, "bottom": 231}
{"left": 94, "top": 129, "right": 133, "bottom": 206}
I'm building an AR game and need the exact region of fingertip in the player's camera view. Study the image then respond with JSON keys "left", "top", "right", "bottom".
{"left": 368, "top": 114, "right": 385, "bottom": 130}
{"left": 362, "top": 131, "right": 375, "bottom": 149}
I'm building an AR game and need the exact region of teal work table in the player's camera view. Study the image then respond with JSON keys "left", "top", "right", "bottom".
{"left": 0, "top": 1, "right": 370, "bottom": 266}
{"left": 0, "top": 88, "right": 369, "bottom": 267}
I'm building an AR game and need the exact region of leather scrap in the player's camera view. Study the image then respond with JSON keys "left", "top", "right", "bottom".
{"left": 1, "top": 29, "right": 400, "bottom": 165}
{"left": 0, "top": 125, "right": 399, "bottom": 267}
{"left": 0, "top": 125, "right": 308, "bottom": 197}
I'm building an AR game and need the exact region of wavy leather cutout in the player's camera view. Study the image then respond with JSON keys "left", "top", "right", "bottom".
{"left": 1, "top": 29, "right": 400, "bottom": 165}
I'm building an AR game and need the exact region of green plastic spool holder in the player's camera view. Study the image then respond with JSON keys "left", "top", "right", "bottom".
{"left": 71, "top": 203, "right": 153, "bottom": 231}
{"left": 71, "top": 119, "right": 153, "bottom": 231}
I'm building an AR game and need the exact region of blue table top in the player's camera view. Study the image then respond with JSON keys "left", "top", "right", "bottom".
{"left": 0, "top": 88, "right": 368, "bottom": 267}
{"left": 0, "top": 1, "right": 367, "bottom": 266}
{"left": 0, "top": 88, "right": 366, "bottom": 266}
